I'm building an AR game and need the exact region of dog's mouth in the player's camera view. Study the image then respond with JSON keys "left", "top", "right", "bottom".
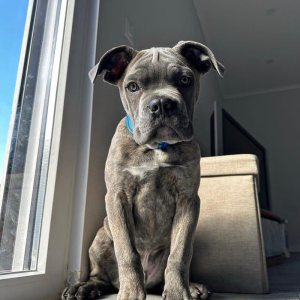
{"left": 156, "top": 125, "right": 176, "bottom": 137}
{"left": 153, "top": 125, "right": 179, "bottom": 142}
{"left": 134, "top": 117, "right": 194, "bottom": 146}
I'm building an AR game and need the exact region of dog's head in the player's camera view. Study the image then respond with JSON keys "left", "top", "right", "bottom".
{"left": 89, "top": 41, "right": 224, "bottom": 148}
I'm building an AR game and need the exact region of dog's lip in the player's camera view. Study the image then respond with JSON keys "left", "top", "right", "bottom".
{"left": 158, "top": 122, "right": 187, "bottom": 137}
{"left": 137, "top": 121, "right": 186, "bottom": 140}
{"left": 135, "top": 122, "right": 194, "bottom": 146}
{"left": 153, "top": 125, "right": 184, "bottom": 144}
{"left": 156, "top": 125, "right": 176, "bottom": 136}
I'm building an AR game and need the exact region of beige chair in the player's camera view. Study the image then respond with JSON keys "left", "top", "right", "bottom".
{"left": 191, "top": 154, "right": 269, "bottom": 294}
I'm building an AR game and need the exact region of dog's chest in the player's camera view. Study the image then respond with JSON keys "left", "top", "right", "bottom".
{"left": 123, "top": 149, "right": 185, "bottom": 179}
{"left": 123, "top": 150, "right": 185, "bottom": 247}
{"left": 133, "top": 180, "right": 176, "bottom": 250}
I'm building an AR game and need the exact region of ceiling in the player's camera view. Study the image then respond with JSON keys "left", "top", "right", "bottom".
{"left": 193, "top": 0, "right": 300, "bottom": 99}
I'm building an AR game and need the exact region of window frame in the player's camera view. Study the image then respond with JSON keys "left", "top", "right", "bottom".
{"left": 0, "top": 0, "right": 100, "bottom": 298}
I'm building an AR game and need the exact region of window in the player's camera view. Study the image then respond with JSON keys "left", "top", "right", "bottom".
{"left": 0, "top": 0, "right": 63, "bottom": 274}
{"left": 0, "top": 0, "right": 99, "bottom": 298}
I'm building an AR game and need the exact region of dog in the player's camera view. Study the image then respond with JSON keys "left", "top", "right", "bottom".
{"left": 62, "top": 41, "right": 224, "bottom": 300}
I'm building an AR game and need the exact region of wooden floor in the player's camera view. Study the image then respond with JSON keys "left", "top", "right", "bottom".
{"left": 99, "top": 253, "right": 300, "bottom": 300}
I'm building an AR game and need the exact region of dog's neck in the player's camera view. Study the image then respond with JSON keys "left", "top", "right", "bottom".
{"left": 126, "top": 115, "right": 169, "bottom": 150}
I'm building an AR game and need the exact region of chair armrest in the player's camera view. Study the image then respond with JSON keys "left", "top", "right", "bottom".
{"left": 201, "top": 154, "right": 259, "bottom": 177}
{"left": 201, "top": 154, "right": 260, "bottom": 191}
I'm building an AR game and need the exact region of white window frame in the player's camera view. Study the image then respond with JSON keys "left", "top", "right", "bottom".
{"left": 0, "top": 0, "right": 100, "bottom": 299}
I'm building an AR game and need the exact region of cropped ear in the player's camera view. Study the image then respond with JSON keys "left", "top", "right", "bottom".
{"left": 88, "top": 45, "right": 138, "bottom": 85}
{"left": 173, "top": 41, "right": 225, "bottom": 77}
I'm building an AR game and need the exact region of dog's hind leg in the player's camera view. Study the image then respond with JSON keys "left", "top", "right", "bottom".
{"left": 62, "top": 227, "right": 118, "bottom": 300}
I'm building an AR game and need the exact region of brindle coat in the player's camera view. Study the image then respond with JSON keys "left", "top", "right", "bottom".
{"left": 62, "top": 41, "right": 224, "bottom": 300}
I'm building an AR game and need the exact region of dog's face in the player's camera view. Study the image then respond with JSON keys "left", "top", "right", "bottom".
{"left": 89, "top": 41, "right": 224, "bottom": 148}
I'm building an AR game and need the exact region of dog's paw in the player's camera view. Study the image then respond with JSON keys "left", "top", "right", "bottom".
{"left": 162, "top": 285, "right": 192, "bottom": 300}
{"left": 189, "top": 283, "right": 212, "bottom": 300}
{"left": 61, "top": 282, "right": 102, "bottom": 300}
{"left": 117, "top": 282, "right": 146, "bottom": 300}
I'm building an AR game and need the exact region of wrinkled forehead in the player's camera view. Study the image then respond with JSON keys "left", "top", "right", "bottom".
{"left": 136, "top": 47, "right": 186, "bottom": 65}
{"left": 124, "top": 47, "right": 192, "bottom": 83}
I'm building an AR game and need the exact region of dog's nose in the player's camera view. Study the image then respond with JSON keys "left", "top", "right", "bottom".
{"left": 148, "top": 98, "right": 177, "bottom": 114}
{"left": 148, "top": 98, "right": 160, "bottom": 113}
{"left": 162, "top": 99, "right": 176, "bottom": 112}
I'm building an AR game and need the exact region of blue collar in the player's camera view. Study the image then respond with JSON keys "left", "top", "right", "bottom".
{"left": 126, "top": 115, "right": 169, "bottom": 150}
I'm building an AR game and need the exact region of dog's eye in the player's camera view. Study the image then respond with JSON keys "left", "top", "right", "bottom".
{"left": 127, "top": 82, "right": 139, "bottom": 92}
{"left": 180, "top": 76, "right": 191, "bottom": 86}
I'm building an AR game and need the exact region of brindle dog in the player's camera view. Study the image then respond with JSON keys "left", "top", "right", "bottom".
{"left": 62, "top": 41, "right": 224, "bottom": 300}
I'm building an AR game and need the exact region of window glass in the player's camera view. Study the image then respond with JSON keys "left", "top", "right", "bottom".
{"left": 0, "top": 1, "right": 29, "bottom": 197}
{"left": 0, "top": 0, "right": 62, "bottom": 274}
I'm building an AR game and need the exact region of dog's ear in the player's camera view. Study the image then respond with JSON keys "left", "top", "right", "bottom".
{"left": 173, "top": 41, "right": 225, "bottom": 77}
{"left": 89, "top": 45, "right": 138, "bottom": 85}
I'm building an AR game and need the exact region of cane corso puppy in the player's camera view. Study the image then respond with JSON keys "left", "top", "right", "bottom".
{"left": 62, "top": 41, "right": 224, "bottom": 300}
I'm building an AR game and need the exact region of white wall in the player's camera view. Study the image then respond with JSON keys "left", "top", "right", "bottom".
{"left": 224, "top": 88, "right": 300, "bottom": 251}
{"left": 84, "top": 0, "right": 224, "bottom": 247}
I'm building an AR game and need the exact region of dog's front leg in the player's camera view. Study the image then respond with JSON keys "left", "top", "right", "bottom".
{"left": 106, "top": 192, "right": 146, "bottom": 300}
{"left": 163, "top": 195, "right": 200, "bottom": 300}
